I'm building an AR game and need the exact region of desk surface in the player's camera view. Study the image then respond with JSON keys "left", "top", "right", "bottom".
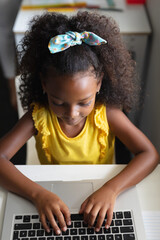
{"left": 13, "top": 0, "right": 151, "bottom": 35}
{"left": 0, "top": 164, "right": 160, "bottom": 236}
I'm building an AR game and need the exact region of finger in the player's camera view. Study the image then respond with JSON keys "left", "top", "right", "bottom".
{"left": 57, "top": 211, "right": 68, "bottom": 232}
{"left": 62, "top": 206, "right": 71, "bottom": 226}
{"left": 95, "top": 208, "right": 106, "bottom": 231}
{"left": 40, "top": 213, "right": 50, "bottom": 233}
{"left": 83, "top": 201, "right": 94, "bottom": 224}
{"left": 105, "top": 207, "right": 114, "bottom": 229}
{"left": 79, "top": 199, "right": 88, "bottom": 214}
{"left": 46, "top": 210, "right": 61, "bottom": 235}
{"left": 87, "top": 205, "right": 100, "bottom": 228}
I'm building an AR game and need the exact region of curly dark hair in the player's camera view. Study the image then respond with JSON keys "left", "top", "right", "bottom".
{"left": 17, "top": 11, "right": 139, "bottom": 112}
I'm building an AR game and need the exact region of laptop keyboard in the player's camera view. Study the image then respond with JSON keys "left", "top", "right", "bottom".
{"left": 12, "top": 211, "right": 136, "bottom": 240}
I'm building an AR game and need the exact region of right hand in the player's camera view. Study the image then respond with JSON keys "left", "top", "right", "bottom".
{"left": 32, "top": 187, "right": 71, "bottom": 234}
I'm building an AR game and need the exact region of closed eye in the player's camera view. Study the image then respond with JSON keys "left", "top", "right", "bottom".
{"left": 79, "top": 101, "right": 92, "bottom": 107}
{"left": 52, "top": 101, "right": 64, "bottom": 106}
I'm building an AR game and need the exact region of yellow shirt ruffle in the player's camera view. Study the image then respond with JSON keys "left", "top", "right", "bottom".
{"left": 32, "top": 103, "right": 115, "bottom": 165}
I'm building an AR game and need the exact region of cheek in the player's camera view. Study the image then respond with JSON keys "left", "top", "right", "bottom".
{"left": 81, "top": 99, "right": 96, "bottom": 116}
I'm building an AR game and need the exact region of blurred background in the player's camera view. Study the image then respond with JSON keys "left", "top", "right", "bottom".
{"left": 0, "top": 0, "right": 159, "bottom": 165}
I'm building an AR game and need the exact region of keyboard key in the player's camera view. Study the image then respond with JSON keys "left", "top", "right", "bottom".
{"left": 98, "top": 234, "right": 105, "bottom": 240}
{"left": 45, "top": 230, "right": 53, "bottom": 236}
{"left": 89, "top": 235, "right": 96, "bottom": 240}
{"left": 103, "top": 227, "right": 111, "bottom": 234}
{"left": 32, "top": 215, "right": 39, "bottom": 219}
{"left": 47, "top": 238, "right": 54, "bottom": 240}
{"left": 123, "top": 234, "right": 135, "bottom": 240}
{"left": 38, "top": 238, "right": 46, "bottom": 240}
{"left": 74, "top": 222, "right": 81, "bottom": 228}
{"left": 64, "top": 237, "right": 71, "bottom": 240}
{"left": 115, "top": 234, "right": 122, "bottom": 240}
{"left": 112, "top": 227, "right": 119, "bottom": 233}
{"left": 82, "top": 222, "right": 88, "bottom": 228}
{"left": 13, "top": 231, "right": 19, "bottom": 238}
{"left": 123, "top": 219, "right": 133, "bottom": 226}
{"left": 81, "top": 236, "right": 88, "bottom": 240}
{"left": 73, "top": 236, "right": 80, "bottom": 240}
{"left": 33, "top": 223, "right": 41, "bottom": 229}
{"left": 37, "top": 230, "right": 44, "bottom": 236}
{"left": 71, "top": 214, "right": 83, "bottom": 221}
{"left": 79, "top": 228, "right": 86, "bottom": 235}
{"left": 70, "top": 229, "right": 78, "bottom": 235}
{"left": 23, "top": 215, "right": 31, "bottom": 222}
{"left": 15, "top": 215, "right": 23, "bottom": 220}
{"left": 106, "top": 235, "right": 114, "bottom": 240}
{"left": 68, "top": 222, "right": 73, "bottom": 228}
{"left": 87, "top": 228, "right": 94, "bottom": 234}
{"left": 115, "top": 220, "right": 122, "bottom": 226}
{"left": 13, "top": 236, "right": 20, "bottom": 240}
{"left": 120, "top": 227, "right": 134, "bottom": 233}
{"left": 20, "top": 231, "right": 27, "bottom": 237}
{"left": 124, "top": 212, "right": 131, "bottom": 219}
{"left": 62, "top": 229, "right": 69, "bottom": 235}
{"left": 14, "top": 223, "right": 32, "bottom": 230}
{"left": 28, "top": 230, "right": 36, "bottom": 237}
{"left": 116, "top": 212, "right": 123, "bottom": 219}
{"left": 55, "top": 237, "right": 63, "bottom": 240}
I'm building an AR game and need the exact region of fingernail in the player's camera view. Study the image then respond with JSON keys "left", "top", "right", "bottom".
{"left": 106, "top": 225, "right": 109, "bottom": 229}
{"left": 57, "top": 229, "right": 61, "bottom": 235}
{"left": 62, "top": 226, "right": 67, "bottom": 232}
{"left": 47, "top": 228, "right": 50, "bottom": 233}
{"left": 95, "top": 228, "right": 100, "bottom": 232}
{"left": 67, "top": 221, "right": 71, "bottom": 226}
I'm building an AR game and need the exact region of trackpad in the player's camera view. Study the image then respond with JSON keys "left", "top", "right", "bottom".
{"left": 51, "top": 182, "right": 94, "bottom": 211}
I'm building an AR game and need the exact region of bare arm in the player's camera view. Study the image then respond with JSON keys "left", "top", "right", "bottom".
{"left": 80, "top": 107, "right": 159, "bottom": 231}
{"left": 105, "top": 107, "right": 159, "bottom": 193}
{"left": 0, "top": 110, "right": 71, "bottom": 233}
{"left": 0, "top": 110, "right": 39, "bottom": 199}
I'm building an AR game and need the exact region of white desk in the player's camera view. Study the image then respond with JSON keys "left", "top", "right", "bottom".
{"left": 0, "top": 164, "right": 160, "bottom": 237}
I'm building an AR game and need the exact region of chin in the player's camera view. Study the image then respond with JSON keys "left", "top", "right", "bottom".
{"left": 60, "top": 117, "right": 84, "bottom": 126}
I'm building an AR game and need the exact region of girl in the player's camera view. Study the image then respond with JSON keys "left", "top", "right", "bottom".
{"left": 0, "top": 11, "right": 159, "bottom": 235}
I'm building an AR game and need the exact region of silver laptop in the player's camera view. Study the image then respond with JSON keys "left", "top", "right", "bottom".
{"left": 1, "top": 180, "right": 146, "bottom": 239}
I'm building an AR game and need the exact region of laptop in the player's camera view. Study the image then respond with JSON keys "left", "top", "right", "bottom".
{"left": 1, "top": 180, "right": 146, "bottom": 239}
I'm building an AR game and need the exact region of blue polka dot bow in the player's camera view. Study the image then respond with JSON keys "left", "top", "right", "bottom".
{"left": 48, "top": 31, "right": 107, "bottom": 54}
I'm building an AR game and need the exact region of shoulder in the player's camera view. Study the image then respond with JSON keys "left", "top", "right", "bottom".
{"left": 15, "top": 108, "right": 37, "bottom": 136}
{"left": 0, "top": 109, "right": 36, "bottom": 160}
{"left": 105, "top": 105, "right": 157, "bottom": 155}
{"left": 105, "top": 105, "right": 138, "bottom": 145}
{"left": 106, "top": 105, "right": 140, "bottom": 139}
{"left": 106, "top": 105, "right": 128, "bottom": 130}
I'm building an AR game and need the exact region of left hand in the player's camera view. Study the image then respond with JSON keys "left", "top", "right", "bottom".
{"left": 79, "top": 184, "right": 117, "bottom": 232}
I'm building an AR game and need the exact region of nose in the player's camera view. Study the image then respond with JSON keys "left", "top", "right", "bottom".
{"left": 67, "top": 105, "right": 79, "bottom": 118}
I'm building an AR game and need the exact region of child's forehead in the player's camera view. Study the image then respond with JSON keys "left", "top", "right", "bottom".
{"left": 47, "top": 71, "right": 98, "bottom": 86}
{"left": 45, "top": 67, "right": 98, "bottom": 82}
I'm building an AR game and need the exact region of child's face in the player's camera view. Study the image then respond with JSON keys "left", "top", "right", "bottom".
{"left": 42, "top": 69, "right": 101, "bottom": 126}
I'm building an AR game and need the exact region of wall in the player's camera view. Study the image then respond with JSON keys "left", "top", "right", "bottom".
{"left": 139, "top": 0, "right": 160, "bottom": 153}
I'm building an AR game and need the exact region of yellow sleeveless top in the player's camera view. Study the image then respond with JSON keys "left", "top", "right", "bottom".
{"left": 32, "top": 103, "right": 115, "bottom": 165}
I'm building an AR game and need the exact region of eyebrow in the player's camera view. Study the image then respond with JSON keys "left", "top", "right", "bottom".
{"left": 51, "top": 94, "right": 94, "bottom": 102}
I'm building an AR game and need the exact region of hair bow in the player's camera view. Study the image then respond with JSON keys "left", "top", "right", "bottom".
{"left": 48, "top": 31, "right": 107, "bottom": 54}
